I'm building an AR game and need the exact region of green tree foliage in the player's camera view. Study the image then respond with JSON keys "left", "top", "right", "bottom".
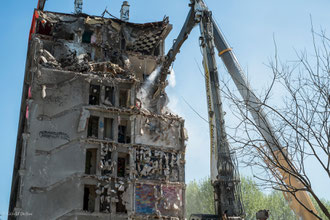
{"left": 312, "top": 198, "right": 330, "bottom": 220}
{"left": 241, "top": 177, "right": 296, "bottom": 220}
{"left": 185, "top": 177, "right": 215, "bottom": 217}
{"left": 185, "top": 176, "right": 310, "bottom": 220}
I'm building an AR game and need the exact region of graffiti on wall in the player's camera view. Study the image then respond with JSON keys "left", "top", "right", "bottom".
{"left": 39, "top": 131, "right": 70, "bottom": 141}
{"left": 135, "top": 183, "right": 158, "bottom": 214}
{"left": 135, "top": 183, "right": 183, "bottom": 216}
{"left": 159, "top": 185, "right": 182, "bottom": 216}
{"left": 44, "top": 95, "right": 68, "bottom": 106}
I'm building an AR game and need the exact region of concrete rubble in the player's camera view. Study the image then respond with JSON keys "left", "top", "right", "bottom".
{"left": 9, "top": 5, "right": 187, "bottom": 220}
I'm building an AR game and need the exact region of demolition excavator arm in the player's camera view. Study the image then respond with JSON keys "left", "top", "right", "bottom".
{"left": 161, "top": 1, "right": 246, "bottom": 219}
{"left": 160, "top": 0, "right": 319, "bottom": 219}
{"left": 159, "top": 6, "right": 196, "bottom": 84}
{"left": 210, "top": 7, "right": 319, "bottom": 220}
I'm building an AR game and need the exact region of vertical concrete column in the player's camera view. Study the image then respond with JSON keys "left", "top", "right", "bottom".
{"left": 129, "top": 116, "right": 134, "bottom": 144}
{"left": 114, "top": 87, "right": 119, "bottom": 107}
{"left": 114, "top": 116, "right": 119, "bottom": 143}
{"left": 130, "top": 85, "right": 135, "bottom": 107}
{"left": 129, "top": 147, "right": 135, "bottom": 179}
{"left": 159, "top": 40, "right": 164, "bottom": 55}
{"left": 100, "top": 85, "right": 105, "bottom": 105}
{"left": 112, "top": 151, "right": 118, "bottom": 177}
{"left": 95, "top": 196, "right": 100, "bottom": 213}
{"left": 96, "top": 143, "right": 101, "bottom": 176}
{"left": 111, "top": 150, "right": 118, "bottom": 215}
{"left": 99, "top": 117, "right": 104, "bottom": 140}
{"left": 132, "top": 117, "right": 137, "bottom": 144}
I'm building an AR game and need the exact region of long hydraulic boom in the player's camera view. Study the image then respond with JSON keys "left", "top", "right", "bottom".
{"left": 160, "top": 1, "right": 245, "bottom": 219}
{"left": 159, "top": 0, "right": 318, "bottom": 219}
{"left": 159, "top": 6, "right": 196, "bottom": 84}
{"left": 198, "top": 3, "right": 244, "bottom": 218}
{"left": 211, "top": 17, "right": 280, "bottom": 152}
{"left": 210, "top": 13, "right": 318, "bottom": 220}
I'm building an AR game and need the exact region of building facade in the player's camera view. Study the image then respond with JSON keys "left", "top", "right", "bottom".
{"left": 9, "top": 7, "right": 187, "bottom": 220}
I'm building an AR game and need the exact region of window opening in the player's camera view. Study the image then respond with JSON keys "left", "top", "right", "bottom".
{"left": 104, "top": 86, "right": 115, "bottom": 106}
{"left": 83, "top": 185, "right": 96, "bottom": 212}
{"left": 88, "top": 116, "right": 99, "bottom": 138}
{"left": 37, "top": 21, "right": 52, "bottom": 36}
{"left": 121, "top": 37, "right": 126, "bottom": 50}
{"left": 118, "top": 119, "right": 130, "bottom": 144}
{"left": 119, "top": 90, "right": 129, "bottom": 108}
{"left": 116, "top": 191, "right": 127, "bottom": 213}
{"left": 117, "top": 153, "right": 129, "bottom": 178}
{"left": 89, "top": 84, "right": 100, "bottom": 105}
{"left": 104, "top": 118, "right": 114, "bottom": 140}
{"left": 82, "top": 30, "right": 93, "bottom": 43}
{"left": 85, "top": 149, "right": 97, "bottom": 175}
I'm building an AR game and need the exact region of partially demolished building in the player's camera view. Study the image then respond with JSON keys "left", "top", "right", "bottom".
{"left": 9, "top": 3, "right": 187, "bottom": 220}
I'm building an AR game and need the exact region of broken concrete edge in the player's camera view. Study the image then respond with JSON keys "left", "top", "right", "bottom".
{"left": 36, "top": 9, "right": 172, "bottom": 30}
{"left": 27, "top": 9, "right": 173, "bottom": 97}
{"left": 30, "top": 9, "right": 172, "bottom": 49}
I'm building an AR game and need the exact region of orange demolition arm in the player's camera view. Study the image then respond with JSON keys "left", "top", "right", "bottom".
{"left": 266, "top": 150, "right": 318, "bottom": 219}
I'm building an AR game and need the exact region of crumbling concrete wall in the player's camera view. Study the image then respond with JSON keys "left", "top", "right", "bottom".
{"left": 9, "top": 9, "right": 186, "bottom": 220}
{"left": 135, "top": 115, "right": 185, "bottom": 149}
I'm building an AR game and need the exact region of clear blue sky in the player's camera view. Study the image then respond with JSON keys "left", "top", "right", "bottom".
{"left": 1, "top": 0, "right": 329, "bottom": 215}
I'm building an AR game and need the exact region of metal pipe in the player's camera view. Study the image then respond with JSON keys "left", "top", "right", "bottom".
{"left": 120, "top": 1, "right": 130, "bottom": 22}
{"left": 74, "top": 0, "right": 83, "bottom": 14}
